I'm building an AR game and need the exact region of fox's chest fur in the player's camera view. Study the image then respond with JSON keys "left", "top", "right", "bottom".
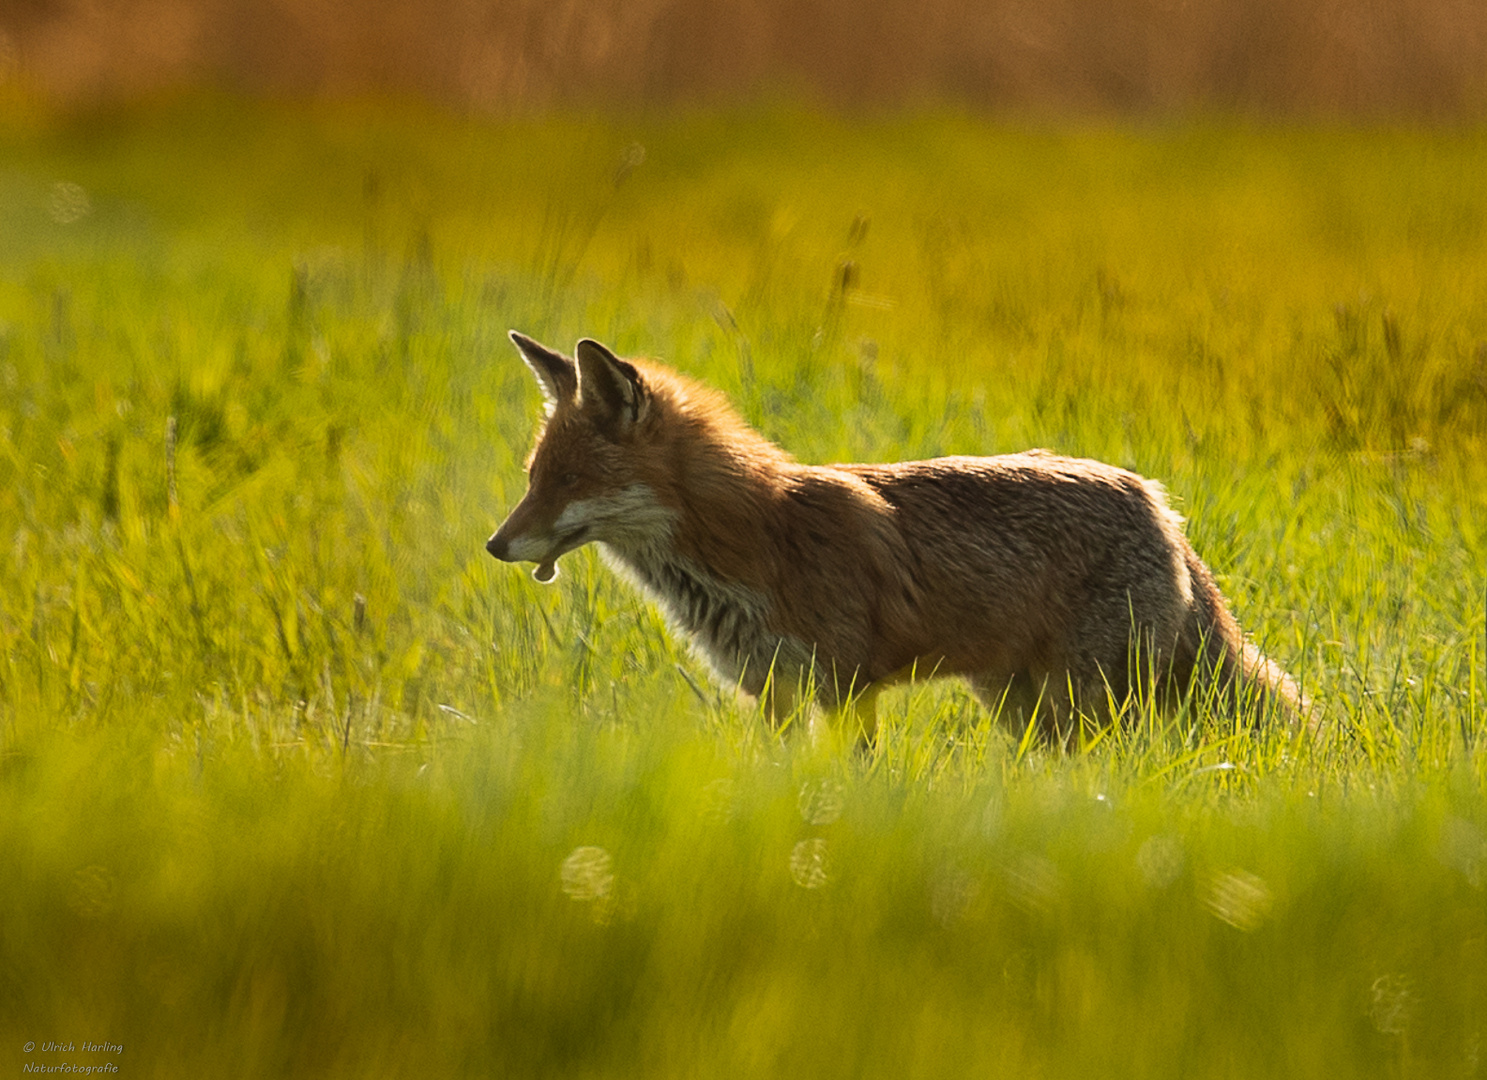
{"left": 598, "top": 534, "right": 818, "bottom": 697}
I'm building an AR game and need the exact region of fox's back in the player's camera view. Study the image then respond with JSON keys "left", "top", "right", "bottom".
{"left": 838, "top": 450, "right": 1201, "bottom": 678}
{"left": 845, "top": 450, "right": 1186, "bottom": 579}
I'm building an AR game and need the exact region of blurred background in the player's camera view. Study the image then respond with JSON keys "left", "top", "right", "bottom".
{"left": 2, "top": 0, "right": 1485, "bottom": 115}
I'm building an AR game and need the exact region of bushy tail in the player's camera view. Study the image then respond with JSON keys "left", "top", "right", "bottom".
{"left": 1237, "top": 640, "right": 1307, "bottom": 724}
{"left": 1182, "top": 547, "right": 1308, "bottom": 727}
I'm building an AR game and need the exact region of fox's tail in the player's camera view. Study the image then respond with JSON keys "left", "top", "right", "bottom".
{"left": 1237, "top": 639, "right": 1307, "bottom": 723}
{"left": 1183, "top": 547, "right": 1309, "bottom": 726}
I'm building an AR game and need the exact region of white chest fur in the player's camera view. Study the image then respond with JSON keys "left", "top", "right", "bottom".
{"left": 600, "top": 539, "right": 813, "bottom": 697}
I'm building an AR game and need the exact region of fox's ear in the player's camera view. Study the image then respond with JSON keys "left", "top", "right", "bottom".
{"left": 509, "top": 331, "right": 577, "bottom": 408}
{"left": 575, "top": 339, "right": 647, "bottom": 434}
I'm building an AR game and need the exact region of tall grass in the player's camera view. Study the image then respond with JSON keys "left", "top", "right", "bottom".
{"left": 1, "top": 101, "right": 1486, "bottom": 1077}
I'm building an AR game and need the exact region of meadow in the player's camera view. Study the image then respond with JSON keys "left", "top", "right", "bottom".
{"left": 1, "top": 99, "right": 1486, "bottom": 1077}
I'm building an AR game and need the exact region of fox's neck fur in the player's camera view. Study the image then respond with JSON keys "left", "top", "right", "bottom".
{"left": 592, "top": 365, "right": 830, "bottom": 691}
{"left": 614, "top": 364, "right": 805, "bottom": 578}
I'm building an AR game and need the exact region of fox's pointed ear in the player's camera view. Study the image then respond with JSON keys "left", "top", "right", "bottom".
{"left": 509, "top": 330, "right": 577, "bottom": 408}
{"left": 575, "top": 339, "right": 647, "bottom": 433}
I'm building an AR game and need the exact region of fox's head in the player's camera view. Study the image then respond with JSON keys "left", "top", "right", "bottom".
{"left": 486, "top": 332, "right": 671, "bottom": 582}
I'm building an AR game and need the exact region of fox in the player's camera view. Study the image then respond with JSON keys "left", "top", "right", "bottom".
{"left": 486, "top": 331, "right": 1303, "bottom": 745}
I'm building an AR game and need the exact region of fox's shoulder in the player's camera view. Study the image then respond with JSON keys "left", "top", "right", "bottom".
{"left": 843, "top": 449, "right": 1123, "bottom": 485}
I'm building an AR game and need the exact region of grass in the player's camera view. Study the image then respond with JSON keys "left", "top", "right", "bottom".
{"left": 1, "top": 98, "right": 1486, "bottom": 1078}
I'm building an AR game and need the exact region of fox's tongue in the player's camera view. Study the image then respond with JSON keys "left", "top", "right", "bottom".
{"left": 533, "top": 558, "right": 558, "bottom": 583}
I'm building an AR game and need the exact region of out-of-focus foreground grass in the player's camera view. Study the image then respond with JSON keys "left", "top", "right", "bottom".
{"left": 1, "top": 100, "right": 1486, "bottom": 1077}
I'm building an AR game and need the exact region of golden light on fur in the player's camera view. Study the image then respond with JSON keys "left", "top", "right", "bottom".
{"left": 489, "top": 333, "right": 1302, "bottom": 745}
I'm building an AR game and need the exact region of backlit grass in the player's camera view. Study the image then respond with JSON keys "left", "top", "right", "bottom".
{"left": 1, "top": 100, "right": 1486, "bottom": 1078}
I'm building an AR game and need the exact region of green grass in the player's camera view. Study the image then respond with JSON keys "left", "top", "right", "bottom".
{"left": 2, "top": 99, "right": 1486, "bottom": 1078}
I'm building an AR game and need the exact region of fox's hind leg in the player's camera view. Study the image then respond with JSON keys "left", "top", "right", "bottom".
{"left": 971, "top": 670, "right": 1079, "bottom": 747}
{"left": 758, "top": 669, "right": 803, "bottom": 733}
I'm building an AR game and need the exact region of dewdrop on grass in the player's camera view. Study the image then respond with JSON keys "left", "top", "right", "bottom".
{"left": 1204, "top": 870, "right": 1273, "bottom": 931}
{"left": 1368, "top": 974, "right": 1417, "bottom": 1036}
{"left": 1136, "top": 834, "right": 1185, "bottom": 889}
{"left": 560, "top": 846, "right": 614, "bottom": 902}
{"left": 790, "top": 838, "right": 831, "bottom": 889}
{"left": 798, "top": 778, "right": 845, "bottom": 826}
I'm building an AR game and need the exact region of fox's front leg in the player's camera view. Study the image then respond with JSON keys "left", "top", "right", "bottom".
{"left": 757, "top": 663, "right": 881, "bottom": 752}
{"left": 808, "top": 682, "right": 881, "bottom": 753}
{"left": 759, "top": 670, "right": 801, "bottom": 734}
{"left": 837, "top": 683, "right": 881, "bottom": 751}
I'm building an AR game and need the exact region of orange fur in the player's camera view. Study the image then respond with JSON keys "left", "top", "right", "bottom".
{"left": 488, "top": 333, "right": 1303, "bottom": 745}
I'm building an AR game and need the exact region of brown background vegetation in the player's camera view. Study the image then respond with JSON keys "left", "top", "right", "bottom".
{"left": 2, "top": 0, "right": 1485, "bottom": 114}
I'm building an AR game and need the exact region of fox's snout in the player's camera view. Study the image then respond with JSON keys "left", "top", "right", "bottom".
{"left": 486, "top": 522, "right": 563, "bottom": 582}
{"left": 486, "top": 486, "right": 548, "bottom": 565}
{"left": 487, "top": 488, "right": 577, "bottom": 583}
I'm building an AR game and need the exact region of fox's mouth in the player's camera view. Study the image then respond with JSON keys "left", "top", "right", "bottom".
{"left": 532, "top": 527, "right": 590, "bottom": 583}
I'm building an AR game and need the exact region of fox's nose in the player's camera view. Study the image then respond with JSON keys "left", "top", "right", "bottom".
{"left": 485, "top": 533, "right": 508, "bottom": 560}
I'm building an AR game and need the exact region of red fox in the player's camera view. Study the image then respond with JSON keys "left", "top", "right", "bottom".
{"left": 487, "top": 332, "right": 1302, "bottom": 744}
